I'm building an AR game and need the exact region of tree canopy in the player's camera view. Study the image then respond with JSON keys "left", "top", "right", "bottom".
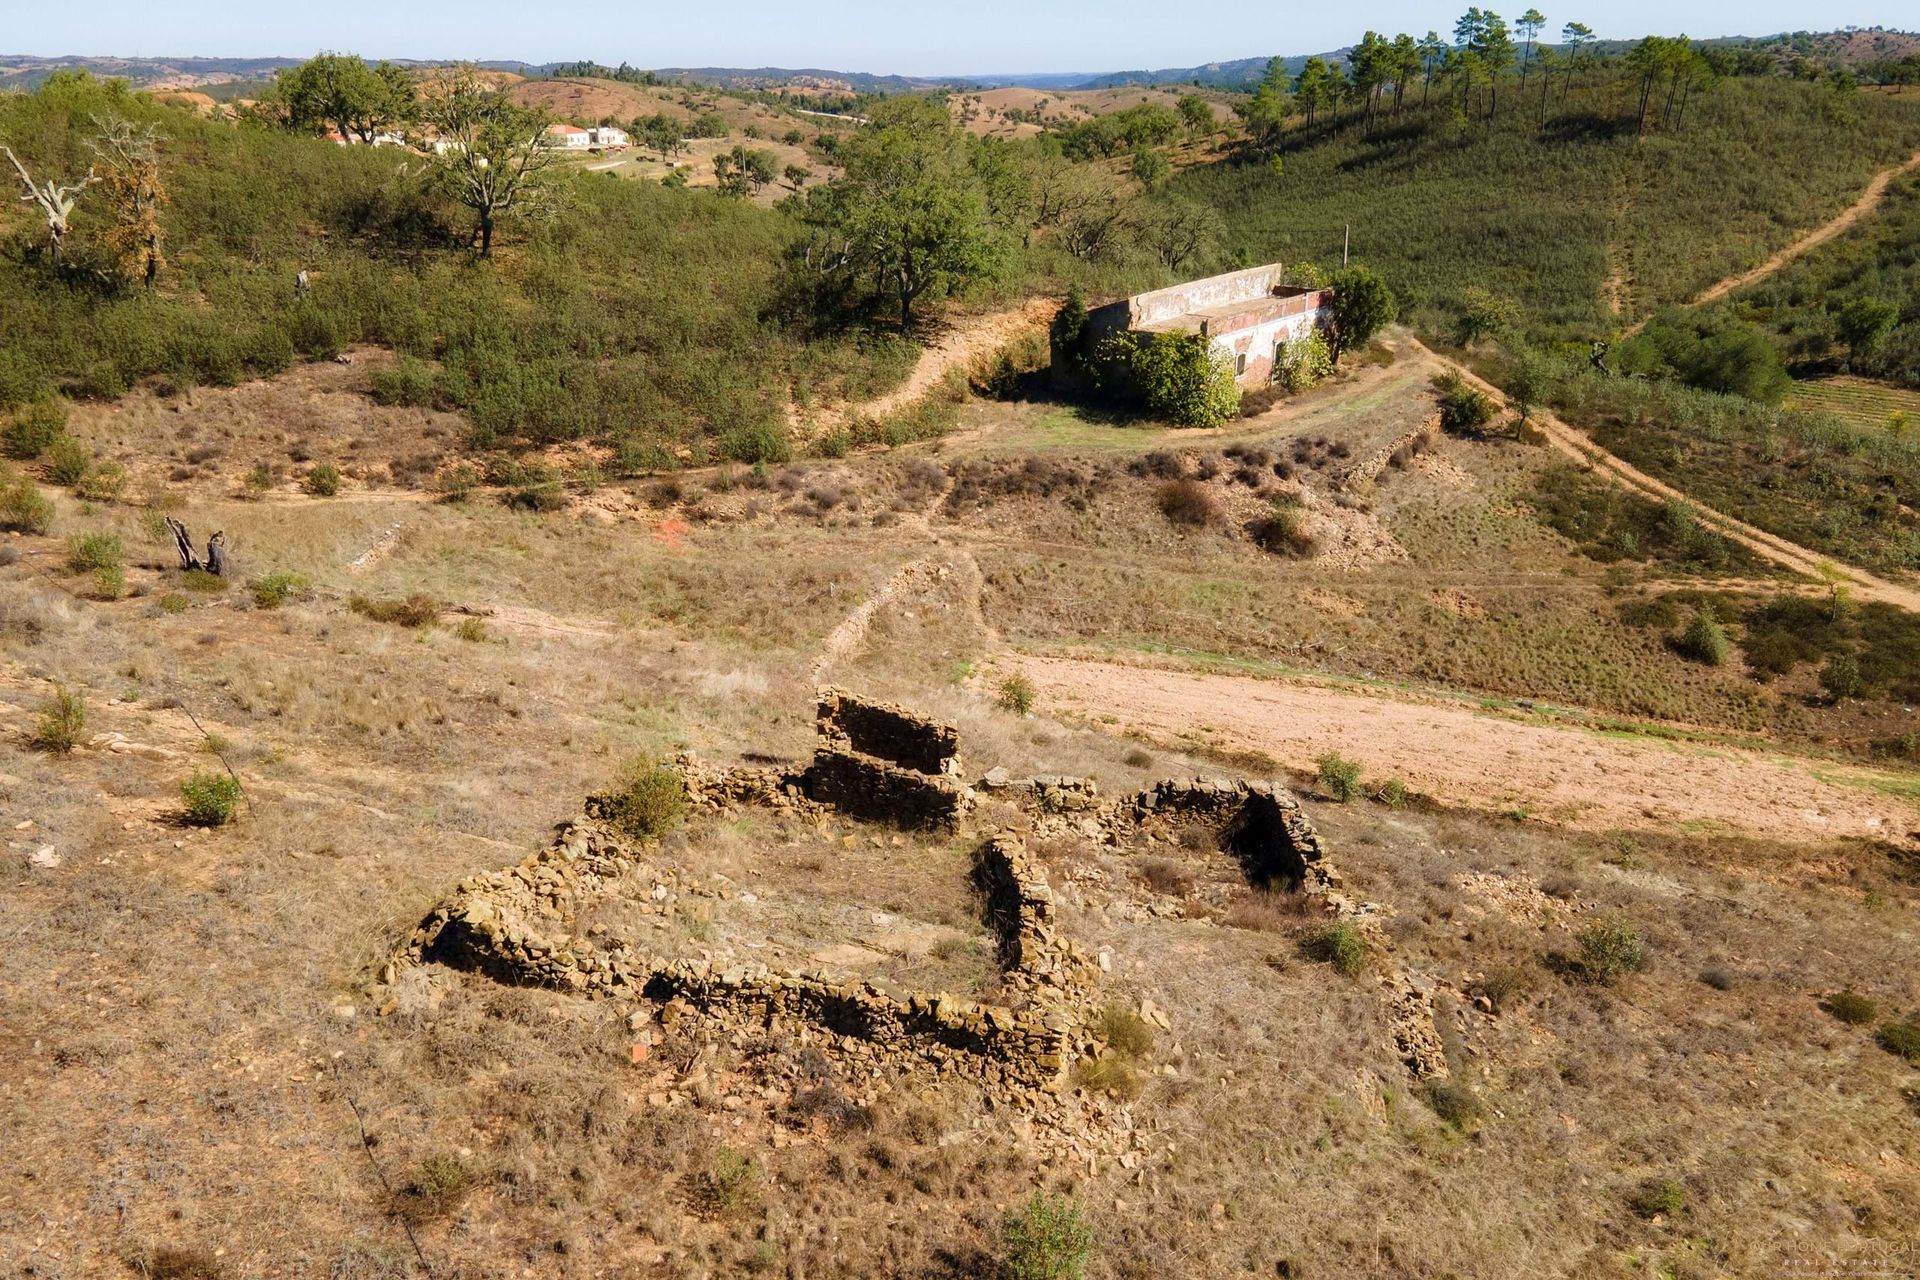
{"left": 794, "top": 97, "right": 1008, "bottom": 329}
{"left": 274, "top": 53, "right": 414, "bottom": 143}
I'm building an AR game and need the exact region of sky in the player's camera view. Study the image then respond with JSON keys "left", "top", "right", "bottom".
{"left": 6, "top": 0, "right": 1913, "bottom": 76}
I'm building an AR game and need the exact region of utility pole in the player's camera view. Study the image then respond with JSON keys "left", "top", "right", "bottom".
{"left": 1343, "top": 223, "right": 1350, "bottom": 267}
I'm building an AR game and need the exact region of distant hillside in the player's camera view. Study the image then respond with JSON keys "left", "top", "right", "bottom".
{"left": 1075, "top": 52, "right": 1342, "bottom": 90}
{"left": 7, "top": 27, "right": 1912, "bottom": 99}
{"left": 648, "top": 67, "right": 943, "bottom": 94}
{"left": 0, "top": 54, "right": 298, "bottom": 91}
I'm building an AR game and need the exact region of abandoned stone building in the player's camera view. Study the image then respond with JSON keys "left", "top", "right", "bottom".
{"left": 1060, "top": 263, "right": 1330, "bottom": 389}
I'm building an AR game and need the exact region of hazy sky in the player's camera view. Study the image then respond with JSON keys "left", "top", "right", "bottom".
{"left": 8, "top": 0, "right": 1912, "bottom": 75}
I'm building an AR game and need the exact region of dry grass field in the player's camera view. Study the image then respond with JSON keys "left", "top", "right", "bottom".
{"left": 3, "top": 328, "right": 1919, "bottom": 1280}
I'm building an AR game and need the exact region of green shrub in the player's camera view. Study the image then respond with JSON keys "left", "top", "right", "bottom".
{"left": 249, "top": 572, "right": 308, "bottom": 609}
{"left": 1879, "top": 1020, "right": 1920, "bottom": 1063}
{"left": 1074, "top": 1053, "right": 1146, "bottom": 1099}
{"left": 1274, "top": 329, "right": 1334, "bottom": 391}
{"left": 1111, "top": 330, "right": 1241, "bottom": 427}
{"left": 3, "top": 397, "right": 67, "bottom": 459}
{"left": 45, "top": 436, "right": 92, "bottom": 486}
{"left": 1094, "top": 1003, "right": 1155, "bottom": 1057}
{"left": 74, "top": 462, "right": 126, "bottom": 503}
{"left": 719, "top": 421, "right": 792, "bottom": 465}
{"left": 181, "top": 771, "right": 242, "bottom": 826}
{"left": 997, "top": 674, "right": 1036, "bottom": 716}
{"left": 370, "top": 357, "right": 438, "bottom": 407}
{"left": 433, "top": 463, "right": 483, "bottom": 503}
{"left": 1248, "top": 499, "right": 1315, "bottom": 557}
{"left": 1820, "top": 653, "right": 1863, "bottom": 701}
{"left": 349, "top": 593, "right": 440, "bottom": 628}
{"left": 1575, "top": 918, "right": 1647, "bottom": 984}
{"left": 158, "top": 593, "right": 190, "bottom": 614}
{"left": 181, "top": 568, "right": 228, "bottom": 593}
{"left": 1630, "top": 1177, "right": 1687, "bottom": 1219}
{"left": 1316, "top": 751, "right": 1364, "bottom": 802}
{"left": 91, "top": 563, "right": 125, "bottom": 599}
{"left": 1372, "top": 777, "right": 1408, "bottom": 808}
{"left": 243, "top": 463, "right": 275, "bottom": 496}
{"left": 454, "top": 617, "right": 488, "bottom": 642}
{"left": 1312, "top": 920, "right": 1368, "bottom": 977}
{"left": 602, "top": 759, "right": 685, "bottom": 840}
{"left": 66, "top": 532, "right": 124, "bottom": 575}
{"left": 1002, "top": 1194, "right": 1096, "bottom": 1280}
{"left": 29, "top": 683, "right": 85, "bottom": 753}
{"left": 506, "top": 481, "right": 567, "bottom": 512}
{"left": 1825, "top": 989, "right": 1878, "bottom": 1026}
{"left": 1677, "top": 609, "right": 1731, "bottom": 666}
{"left": 1423, "top": 1079, "right": 1484, "bottom": 1129}
{"left": 1434, "top": 372, "right": 1497, "bottom": 436}
{"left": 398, "top": 1155, "right": 473, "bottom": 1222}
{"left": 0, "top": 472, "right": 54, "bottom": 533}
{"left": 302, "top": 464, "right": 342, "bottom": 497}
{"left": 703, "top": 1148, "right": 758, "bottom": 1215}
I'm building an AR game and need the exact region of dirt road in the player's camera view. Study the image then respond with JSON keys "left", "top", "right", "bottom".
{"left": 1010, "top": 653, "right": 1920, "bottom": 844}
{"left": 848, "top": 297, "right": 1057, "bottom": 421}
{"left": 1406, "top": 337, "right": 1920, "bottom": 613}
{"left": 1622, "top": 148, "right": 1920, "bottom": 337}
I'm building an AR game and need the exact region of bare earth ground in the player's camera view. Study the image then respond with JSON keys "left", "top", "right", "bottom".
{"left": 1008, "top": 652, "right": 1920, "bottom": 842}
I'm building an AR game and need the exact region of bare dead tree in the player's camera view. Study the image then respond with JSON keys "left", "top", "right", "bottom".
{"left": 4, "top": 144, "right": 98, "bottom": 262}
{"left": 165, "top": 516, "right": 226, "bottom": 576}
{"left": 87, "top": 115, "right": 167, "bottom": 286}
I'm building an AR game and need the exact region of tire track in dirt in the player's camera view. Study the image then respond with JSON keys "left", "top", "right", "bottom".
{"left": 1621, "top": 148, "right": 1920, "bottom": 337}
{"left": 1007, "top": 652, "right": 1920, "bottom": 845}
{"left": 1407, "top": 337, "right": 1920, "bottom": 614}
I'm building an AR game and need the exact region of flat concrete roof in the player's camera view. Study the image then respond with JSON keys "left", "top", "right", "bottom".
{"left": 1138, "top": 288, "right": 1322, "bottom": 337}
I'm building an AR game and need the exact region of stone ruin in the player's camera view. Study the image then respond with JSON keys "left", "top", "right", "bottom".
{"left": 1115, "top": 775, "right": 1342, "bottom": 901}
{"left": 388, "top": 691, "right": 1390, "bottom": 1096}
{"left": 393, "top": 816, "right": 1093, "bottom": 1092}
{"left": 801, "top": 688, "right": 969, "bottom": 831}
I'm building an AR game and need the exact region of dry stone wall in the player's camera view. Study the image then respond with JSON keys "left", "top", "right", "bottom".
{"left": 817, "top": 688, "right": 961, "bottom": 776}
{"left": 394, "top": 816, "right": 1091, "bottom": 1093}
{"left": 1117, "top": 775, "right": 1340, "bottom": 898}
{"left": 801, "top": 747, "right": 969, "bottom": 832}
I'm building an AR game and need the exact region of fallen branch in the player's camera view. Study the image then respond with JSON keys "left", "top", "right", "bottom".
{"left": 331, "top": 1061, "right": 436, "bottom": 1280}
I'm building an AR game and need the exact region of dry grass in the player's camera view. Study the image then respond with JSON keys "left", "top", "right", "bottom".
{"left": 2, "top": 349, "right": 1918, "bottom": 1280}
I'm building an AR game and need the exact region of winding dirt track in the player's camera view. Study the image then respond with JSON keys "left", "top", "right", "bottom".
{"left": 1621, "top": 148, "right": 1920, "bottom": 337}
{"left": 843, "top": 298, "right": 1058, "bottom": 422}
{"left": 1407, "top": 337, "right": 1920, "bottom": 613}
{"left": 1010, "top": 654, "right": 1920, "bottom": 844}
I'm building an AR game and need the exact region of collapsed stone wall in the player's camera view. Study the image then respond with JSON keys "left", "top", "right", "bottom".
{"left": 978, "top": 769, "right": 1101, "bottom": 812}
{"left": 971, "top": 836, "right": 1096, "bottom": 1001}
{"left": 817, "top": 688, "right": 960, "bottom": 776}
{"left": 395, "top": 818, "right": 1086, "bottom": 1092}
{"left": 1118, "top": 776, "right": 1339, "bottom": 898}
{"left": 798, "top": 691, "right": 970, "bottom": 832}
